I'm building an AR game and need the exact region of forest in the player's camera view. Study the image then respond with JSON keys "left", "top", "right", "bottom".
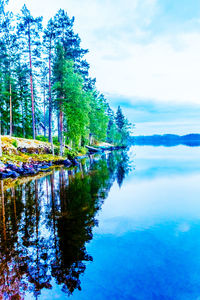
{"left": 0, "top": 1, "right": 131, "bottom": 156}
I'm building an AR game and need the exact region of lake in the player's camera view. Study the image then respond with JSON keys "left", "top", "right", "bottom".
{"left": 1, "top": 145, "right": 200, "bottom": 299}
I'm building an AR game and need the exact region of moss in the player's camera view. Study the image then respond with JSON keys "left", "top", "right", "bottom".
{"left": 76, "top": 147, "right": 87, "bottom": 155}
{"left": 0, "top": 152, "right": 68, "bottom": 164}
{"left": 0, "top": 136, "right": 87, "bottom": 164}
{"left": 12, "top": 139, "right": 18, "bottom": 148}
{"left": 36, "top": 135, "right": 48, "bottom": 143}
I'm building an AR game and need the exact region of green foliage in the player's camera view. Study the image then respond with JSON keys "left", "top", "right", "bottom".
{"left": 12, "top": 139, "right": 18, "bottom": 148}
{"left": 63, "top": 148, "right": 77, "bottom": 158}
{"left": 36, "top": 135, "right": 48, "bottom": 143}
{"left": 106, "top": 105, "right": 131, "bottom": 146}
{"left": 53, "top": 46, "right": 89, "bottom": 148}
{"left": 89, "top": 93, "right": 108, "bottom": 142}
{"left": 0, "top": 5, "right": 132, "bottom": 156}
{"left": 54, "top": 146, "right": 59, "bottom": 155}
{"left": 76, "top": 147, "right": 87, "bottom": 155}
{"left": 114, "top": 106, "right": 131, "bottom": 146}
{"left": 53, "top": 136, "right": 60, "bottom": 146}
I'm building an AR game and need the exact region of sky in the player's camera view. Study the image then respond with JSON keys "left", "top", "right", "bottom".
{"left": 7, "top": 0, "right": 200, "bottom": 135}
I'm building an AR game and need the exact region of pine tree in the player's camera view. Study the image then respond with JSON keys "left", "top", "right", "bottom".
{"left": 53, "top": 44, "right": 66, "bottom": 155}
{"left": 0, "top": 4, "right": 131, "bottom": 154}
{"left": 43, "top": 18, "right": 56, "bottom": 145}
{"left": 15, "top": 61, "right": 32, "bottom": 137}
{"left": 40, "top": 63, "right": 48, "bottom": 137}
{"left": 115, "top": 106, "right": 130, "bottom": 146}
{"left": 88, "top": 92, "right": 108, "bottom": 142}
{"left": 17, "top": 5, "right": 43, "bottom": 139}
{"left": 1, "top": 11, "right": 19, "bottom": 136}
{"left": 116, "top": 106, "right": 126, "bottom": 130}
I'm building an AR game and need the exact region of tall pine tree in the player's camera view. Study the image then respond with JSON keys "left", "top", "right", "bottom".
{"left": 17, "top": 5, "right": 43, "bottom": 139}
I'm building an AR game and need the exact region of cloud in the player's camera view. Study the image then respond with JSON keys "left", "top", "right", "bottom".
{"left": 89, "top": 32, "right": 200, "bottom": 104}
{"left": 61, "top": 0, "right": 200, "bottom": 104}
{"left": 7, "top": 0, "right": 200, "bottom": 104}
{"left": 105, "top": 95, "right": 200, "bottom": 134}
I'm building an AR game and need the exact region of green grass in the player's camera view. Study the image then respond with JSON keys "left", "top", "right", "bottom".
{"left": 12, "top": 139, "right": 18, "bottom": 148}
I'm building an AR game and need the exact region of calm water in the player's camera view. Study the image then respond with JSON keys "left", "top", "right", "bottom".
{"left": 1, "top": 146, "right": 200, "bottom": 299}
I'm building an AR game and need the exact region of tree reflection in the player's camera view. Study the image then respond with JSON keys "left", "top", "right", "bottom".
{"left": 0, "top": 181, "right": 27, "bottom": 299}
{"left": 108, "top": 150, "right": 131, "bottom": 187}
{"left": 0, "top": 151, "right": 130, "bottom": 298}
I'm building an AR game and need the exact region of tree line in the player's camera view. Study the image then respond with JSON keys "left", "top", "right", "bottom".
{"left": 0, "top": 1, "right": 131, "bottom": 155}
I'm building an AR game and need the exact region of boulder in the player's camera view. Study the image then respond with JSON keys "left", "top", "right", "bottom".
{"left": 71, "top": 158, "right": 79, "bottom": 166}
{"left": 53, "top": 159, "right": 72, "bottom": 167}
{"left": 6, "top": 163, "right": 25, "bottom": 175}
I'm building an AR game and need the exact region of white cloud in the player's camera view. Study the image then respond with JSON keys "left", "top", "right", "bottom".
{"left": 88, "top": 33, "right": 200, "bottom": 104}
{"left": 7, "top": 0, "right": 200, "bottom": 104}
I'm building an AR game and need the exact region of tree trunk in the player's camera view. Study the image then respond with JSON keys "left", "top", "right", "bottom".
{"left": 0, "top": 110, "right": 2, "bottom": 157}
{"left": 50, "top": 172, "right": 58, "bottom": 259}
{"left": 89, "top": 133, "right": 93, "bottom": 145}
{"left": 43, "top": 82, "right": 46, "bottom": 137}
{"left": 9, "top": 83, "right": 12, "bottom": 136}
{"left": 35, "top": 180, "right": 40, "bottom": 287}
{"left": 59, "top": 104, "right": 63, "bottom": 156}
{"left": 57, "top": 112, "right": 60, "bottom": 143}
{"left": 28, "top": 24, "right": 36, "bottom": 139}
{"left": 21, "top": 102, "right": 25, "bottom": 138}
{"left": 0, "top": 181, "right": 6, "bottom": 242}
{"left": 48, "top": 40, "right": 52, "bottom": 142}
{"left": 48, "top": 41, "right": 54, "bottom": 155}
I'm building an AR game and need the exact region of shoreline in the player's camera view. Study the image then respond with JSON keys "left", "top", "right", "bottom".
{"left": 0, "top": 137, "right": 126, "bottom": 179}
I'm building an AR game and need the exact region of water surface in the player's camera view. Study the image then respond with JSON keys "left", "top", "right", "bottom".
{"left": 1, "top": 146, "right": 200, "bottom": 299}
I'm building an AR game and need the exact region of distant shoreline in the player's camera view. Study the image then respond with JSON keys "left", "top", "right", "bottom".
{"left": 130, "top": 134, "right": 200, "bottom": 147}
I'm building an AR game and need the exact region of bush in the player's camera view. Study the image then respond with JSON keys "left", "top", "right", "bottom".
{"left": 53, "top": 136, "right": 60, "bottom": 146}
{"left": 64, "top": 148, "right": 77, "bottom": 158}
{"left": 12, "top": 139, "right": 18, "bottom": 148}
{"left": 36, "top": 135, "right": 48, "bottom": 143}
{"left": 76, "top": 147, "right": 87, "bottom": 155}
{"left": 54, "top": 146, "right": 59, "bottom": 155}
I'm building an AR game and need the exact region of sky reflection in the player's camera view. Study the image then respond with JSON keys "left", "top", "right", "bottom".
{"left": 95, "top": 146, "right": 200, "bottom": 235}
{"left": 71, "top": 146, "right": 200, "bottom": 300}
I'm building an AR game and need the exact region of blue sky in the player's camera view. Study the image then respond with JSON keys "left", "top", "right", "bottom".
{"left": 7, "top": 0, "right": 200, "bottom": 134}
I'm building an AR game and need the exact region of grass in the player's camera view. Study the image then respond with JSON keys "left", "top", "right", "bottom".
{"left": 12, "top": 139, "right": 18, "bottom": 148}
{"left": 0, "top": 135, "right": 86, "bottom": 164}
{"left": 0, "top": 152, "right": 66, "bottom": 164}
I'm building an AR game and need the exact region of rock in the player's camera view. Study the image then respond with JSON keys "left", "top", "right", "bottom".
{"left": 18, "top": 147, "right": 28, "bottom": 153}
{"left": 85, "top": 145, "right": 102, "bottom": 153}
{"left": 0, "top": 157, "right": 75, "bottom": 180}
{"left": 63, "top": 159, "right": 72, "bottom": 167}
{"left": 40, "top": 165, "right": 50, "bottom": 171}
{"left": 17, "top": 139, "right": 51, "bottom": 154}
{"left": 71, "top": 158, "right": 79, "bottom": 166}
{"left": 22, "top": 164, "right": 36, "bottom": 175}
{"left": 52, "top": 159, "right": 72, "bottom": 167}
{"left": 5, "top": 169, "right": 20, "bottom": 178}
{"left": 6, "top": 163, "right": 24, "bottom": 175}
{"left": 53, "top": 159, "right": 70, "bottom": 166}
{"left": 0, "top": 173, "right": 10, "bottom": 179}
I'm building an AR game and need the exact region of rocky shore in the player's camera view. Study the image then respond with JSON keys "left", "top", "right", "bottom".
{"left": 0, "top": 136, "right": 81, "bottom": 179}
{"left": 0, "top": 136, "right": 123, "bottom": 179}
{"left": 0, "top": 158, "right": 79, "bottom": 179}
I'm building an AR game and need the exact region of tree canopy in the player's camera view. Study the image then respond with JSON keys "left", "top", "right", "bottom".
{"left": 0, "top": 4, "right": 132, "bottom": 155}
